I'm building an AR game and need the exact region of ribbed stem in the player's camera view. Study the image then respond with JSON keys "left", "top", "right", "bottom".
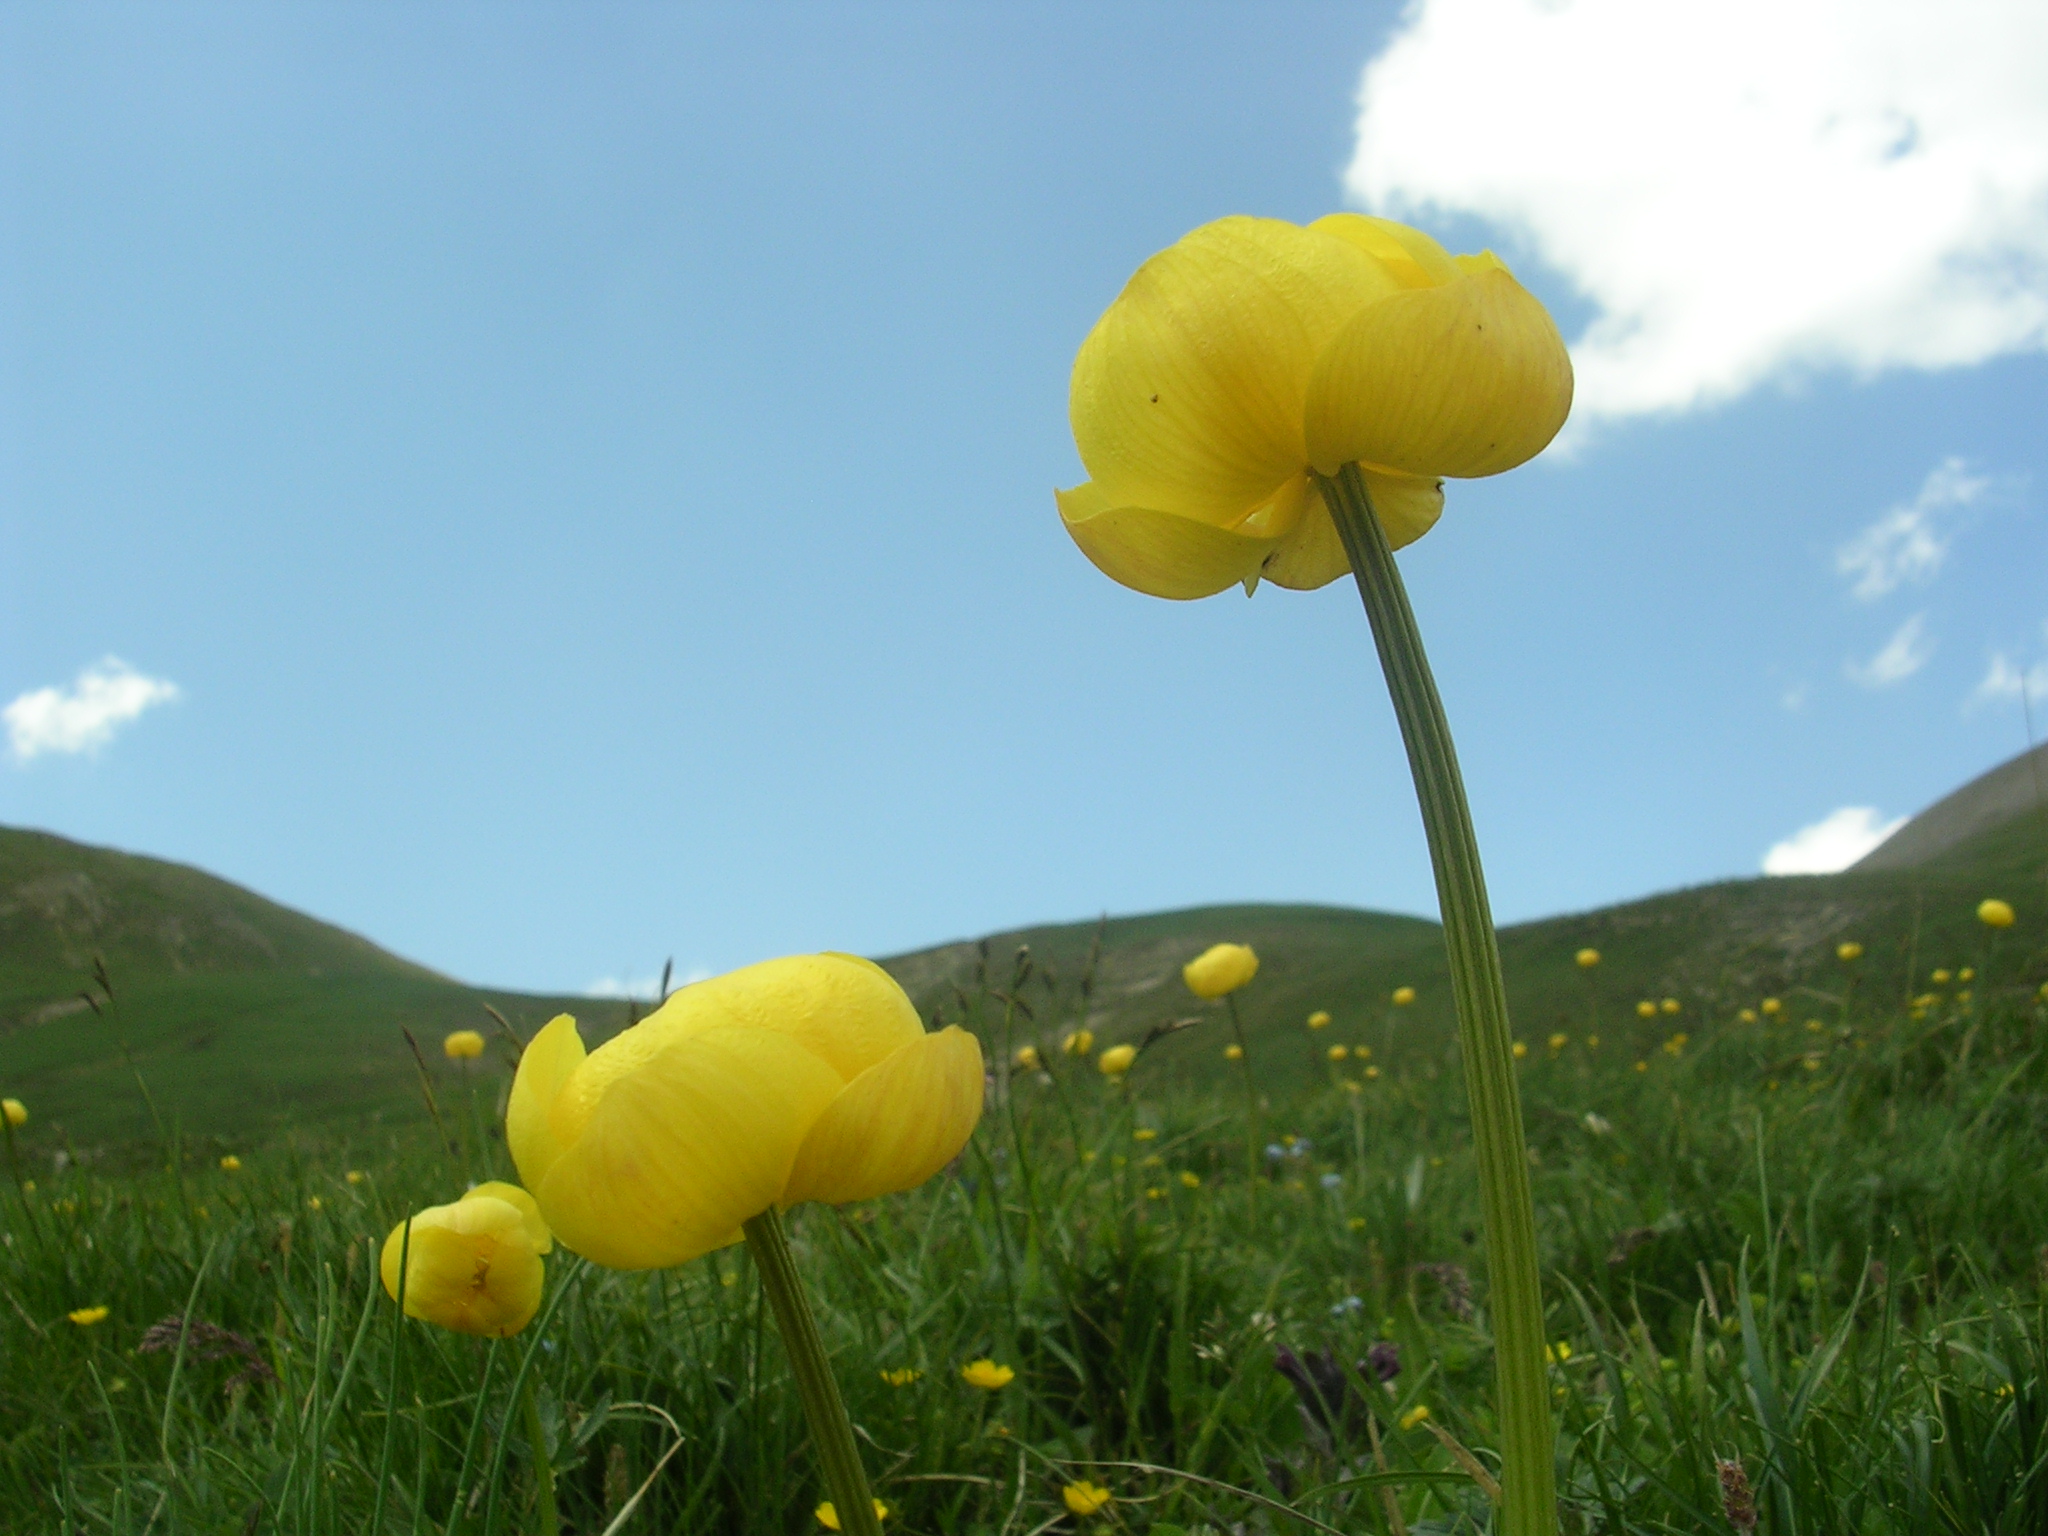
{"left": 1318, "top": 463, "right": 1556, "bottom": 1536}
{"left": 520, "top": 1370, "right": 560, "bottom": 1536}
{"left": 743, "top": 1208, "right": 883, "bottom": 1536}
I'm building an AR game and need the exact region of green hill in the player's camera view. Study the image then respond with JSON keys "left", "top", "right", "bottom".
{"left": 3, "top": 739, "right": 2043, "bottom": 1146}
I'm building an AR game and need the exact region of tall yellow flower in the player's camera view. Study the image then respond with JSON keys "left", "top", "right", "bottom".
{"left": 1057, "top": 215, "right": 1570, "bottom": 599}
{"left": 381, "top": 1182, "right": 552, "bottom": 1338}
{"left": 1182, "top": 943, "right": 1258, "bottom": 998}
{"left": 1097, "top": 1044, "right": 1137, "bottom": 1077}
{"left": 1978, "top": 899, "right": 2015, "bottom": 929}
{"left": 960, "top": 1358, "right": 1014, "bottom": 1390}
{"left": 508, "top": 954, "right": 983, "bottom": 1270}
{"left": 444, "top": 1030, "right": 486, "bottom": 1060}
{"left": 2, "top": 1098, "right": 25, "bottom": 1128}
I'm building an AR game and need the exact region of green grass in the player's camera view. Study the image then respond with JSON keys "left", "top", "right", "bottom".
{"left": 3, "top": 904, "right": 2045, "bottom": 1534}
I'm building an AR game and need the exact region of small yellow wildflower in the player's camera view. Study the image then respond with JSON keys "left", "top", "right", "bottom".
{"left": 1805, "top": 1019, "right": 1825, "bottom": 1034}
{"left": 442, "top": 1030, "right": 485, "bottom": 1060}
{"left": 1959, "top": 966, "right": 1976, "bottom": 982}
{"left": 1364, "top": 1065, "right": 1381, "bottom": 1079}
{"left": 1347, "top": 1215, "right": 1366, "bottom": 1231}
{"left": 2, "top": 1098, "right": 26, "bottom": 1128}
{"left": 219, "top": 1155, "right": 242, "bottom": 1172}
{"left": 1062, "top": 1029, "right": 1094, "bottom": 1056}
{"left": 1063, "top": 1481, "right": 1114, "bottom": 1517}
{"left": 1133, "top": 1127, "right": 1157, "bottom": 1141}
{"left": 1635, "top": 1000, "right": 1657, "bottom": 1019}
{"left": 1399, "top": 1404, "right": 1431, "bottom": 1430}
{"left": 880, "top": 1367, "right": 922, "bottom": 1387}
{"left": 1586, "top": 1034, "right": 1600, "bottom": 1049}
{"left": 814, "top": 1499, "right": 890, "bottom": 1529}
{"left": 306, "top": 1196, "right": 323, "bottom": 1211}
{"left": 1634, "top": 1060, "right": 1649, "bottom": 1073}
{"left": 1547, "top": 1032, "right": 1568, "bottom": 1051}
{"left": 1738, "top": 1008, "right": 1757, "bottom": 1024}
{"left": 1575, "top": 948, "right": 1601, "bottom": 968}
{"left": 1097, "top": 1044, "right": 1136, "bottom": 1077}
{"left": 345, "top": 1170, "right": 366, "bottom": 1185}
{"left": 1327, "top": 1044, "right": 1350, "bottom": 1062}
{"left": 1977, "top": 899, "right": 2015, "bottom": 929}
{"left": 1836, "top": 941, "right": 1863, "bottom": 962}
{"left": 1392, "top": 986, "right": 1416, "bottom": 1006}
{"left": 1660, "top": 998, "right": 1680, "bottom": 1015}
{"left": 1224, "top": 1043, "right": 1243, "bottom": 1061}
{"left": 1662, "top": 1033, "right": 1688, "bottom": 1056}
{"left": 1014, "top": 1045, "right": 1041, "bottom": 1071}
{"left": 1145, "top": 1186, "right": 1166, "bottom": 1200}
{"left": 1761, "top": 997, "right": 1782, "bottom": 1016}
{"left": 1307, "top": 1010, "right": 1331, "bottom": 1030}
{"left": 1931, "top": 970, "right": 1951, "bottom": 985}
{"left": 1183, "top": 943, "right": 1259, "bottom": 998}
{"left": 1546, "top": 1341, "right": 1572, "bottom": 1364}
{"left": 69, "top": 1306, "right": 109, "bottom": 1327}
{"left": 1179, "top": 1170, "right": 1201, "bottom": 1189}
{"left": 1512, "top": 1041, "right": 1528, "bottom": 1059}
{"left": 961, "top": 1359, "right": 1015, "bottom": 1390}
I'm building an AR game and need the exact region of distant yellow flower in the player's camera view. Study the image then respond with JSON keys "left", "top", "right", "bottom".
{"left": 507, "top": 955, "right": 983, "bottom": 1270}
{"left": 1399, "top": 1404, "right": 1431, "bottom": 1430}
{"left": 1546, "top": 1341, "right": 1572, "bottom": 1364}
{"left": 1224, "top": 1043, "right": 1244, "bottom": 1061}
{"left": 1364, "top": 1065, "right": 1381, "bottom": 1079}
{"left": 381, "top": 1182, "right": 552, "bottom": 1338}
{"left": 1327, "top": 1044, "right": 1350, "bottom": 1062}
{"left": 815, "top": 1499, "right": 890, "bottom": 1529}
{"left": 2038, "top": 982, "right": 2048, "bottom": 1002}
{"left": 1805, "top": 1019, "right": 1825, "bottom": 1034}
{"left": 1511, "top": 1041, "right": 1528, "bottom": 1059}
{"left": 1930, "top": 970, "right": 1951, "bottom": 985}
{"left": 1347, "top": 1215, "right": 1367, "bottom": 1231}
{"left": 1013, "top": 1045, "right": 1041, "bottom": 1071}
{"left": 1392, "top": 986, "right": 1416, "bottom": 1007}
{"left": 1836, "top": 941, "right": 1863, "bottom": 962}
{"left": 1183, "top": 943, "right": 1259, "bottom": 999}
{"left": 68, "top": 1306, "right": 109, "bottom": 1327}
{"left": 2, "top": 1098, "right": 25, "bottom": 1128}
{"left": 1978, "top": 899, "right": 2015, "bottom": 929}
{"left": 1635, "top": 1000, "right": 1657, "bottom": 1019}
{"left": 1634, "top": 1061, "right": 1648, "bottom": 1073}
{"left": 1063, "top": 1029, "right": 1095, "bottom": 1057}
{"left": 1133, "top": 1127, "right": 1157, "bottom": 1141}
{"left": 1145, "top": 1186, "right": 1166, "bottom": 1200}
{"left": 345, "top": 1170, "right": 366, "bottom": 1185}
{"left": 1575, "top": 948, "right": 1600, "bottom": 969}
{"left": 1179, "top": 1170, "right": 1201, "bottom": 1189}
{"left": 1737, "top": 1009, "right": 1757, "bottom": 1024}
{"left": 219, "top": 1155, "right": 242, "bottom": 1172}
{"left": 306, "top": 1196, "right": 322, "bottom": 1211}
{"left": 880, "top": 1368, "right": 921, "bottom": 1387}
{"left": 961, "top": 1358, "right": 1014, "bottom": 1390}
{"left": 1057, "top": 215, "right": 1570, "bottom": 600}
{"left": 1097, "top": 1044, "right": 1137, "bottom": 1077}
{"left": 1761, "top": 997, "right": 1783, "bottom": 1016}
{"left": 1547, "top": 1033, "right": 1568, "bottom": 1052}
{"left": 1062, "top": 1481, "right": 1114, "bottom": 1517}
{"left": 1958, "top": 967, "right": 1975, "bottom": 982}
{"left": 1586, "top": 1035, "right": 1600, "bottom": 1049}
{"left": 1307, "top": 1010, "right": 1331, "bottom": 1030}
{"left": 1355, "top": 1045, "right": 1372, "bottom": 1060}
{"left": 1660, "top": 998, "right": 1680, "bottom": 1015}
{"left": 1663, "top": 1033, "right": 1688, "bottom": 1056}
{"left": 443, "top": 1030, "right": 486, "bottom": 1061}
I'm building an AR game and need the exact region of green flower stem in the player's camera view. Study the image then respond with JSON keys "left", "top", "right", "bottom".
{"left": 1224, "top": 995, "right": 1261, "bottom": 1215}
{"left": 742, "top": 1207, "right": 883, "bottom": 1536}
{"left": 1318, "top": 462, "right": 1557, "bottom": 1536}
{"left": 519, "top": 1369, "right": 560, "bottom": 1536}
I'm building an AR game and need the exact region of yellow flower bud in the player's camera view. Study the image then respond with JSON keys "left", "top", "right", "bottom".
{"left": 1660, "top": 998, "right": 1681, "bottom": 1015}
{"left": 1062, "top": 1029, "right": 1094, "bottom": 1056}
{"left": 1931, "top": 970, "right": 1951, "bottom": 985}
{"left": 507, "top": 954, "right": 983, "bottom": 1271}
{"left": 1306, "top": 1010, "right": 1331, "bottom": 1029}
{"left": 1761, "top": 997, "right": 1783, "bottom": 1016}
{"left": 1062, "top": 1481, "right": 1114, "bottom": 1517}
{"left": 1635, "top": 1000, "right": 1657, "bottom": 1019}
{"left": 219, "top": 1155, "right": 242, "bottom": 1172}
{"left": 1391, "top": 986, "right": 1416, "bottom": 1006}
{"left": 815, "top": 1499, "right": 890, "bottom": 1529}
{"left": 1547, "top": 1033, "right": 1568, "bottom": 1052}
{"left": 68, "top": 1306, "right": 109, "bottom": 1327}
{"left": 1223, "top": 1043, "right": 1244, "bottom": 1061}
{"left": 1575, "top": 948, "right": 1600, "bottom": 968}
{"left": 1179, "top": 1170, "right": 1201, "bottom": 1189}
{"left": 961, "top": 1358, "right": 1014, "bottom": 1390}
{"left": 2, "top": 1098, "right": 25, "bottom": 1128}
{"left": 1836, "top": 941, "right": 1863, "bottom": 962}
{"left": 381, "top": 1184, "right": 551, "bottom": 1338}
{"left": 1013, "top": 1045, "right": 1040, "bottom": 1071}
{"left": 1978, "top": 899, "right": 2015, "bottom": 929}
{"left": 443, "top": 1030, "right": 486, "bottom": 1060}
{"left": 1512, "top": 1041, "right": 1528, "bottom": 1059}
{"left": 1399, "top": 1404, "right": 1431, "bottom": 1430}
{"left": 1097, "top": 1044, "right": 1137, "bottom": 1077}
{"left": 1182, "top": 943, "right": 1259, "bottom": 999}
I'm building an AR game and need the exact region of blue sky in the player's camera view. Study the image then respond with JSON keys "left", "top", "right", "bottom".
{"left": 5, "top": 3, "right": 2045, "bottom": 995}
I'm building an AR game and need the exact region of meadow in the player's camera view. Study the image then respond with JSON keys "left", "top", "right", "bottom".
{"left": 5, "top": 898, "right": 2046, "bottom": 1535}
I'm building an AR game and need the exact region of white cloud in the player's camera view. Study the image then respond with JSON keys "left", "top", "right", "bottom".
{"left": 1836, "top": 458, "right": 1989, "bottom": 600}
{"left": 1848, "top": 614, "right": 1933, "bottom": 687}
{"left": 1763, "top": 806, "right": 1907, "bottom": 875}
{"left": 584, "top": 965, "right": 710, "bottom": 1001}
{"left": 1346, "top": 1, "right": 2048, "bottom": 423}
{"left": 5, "top": 657, "right": 180, "bottom": 762}
{"left": 1969, "top": 649, "right": 2048, "bottom": 708}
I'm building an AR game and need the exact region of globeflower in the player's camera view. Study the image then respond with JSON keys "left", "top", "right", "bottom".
{"left": 1978, "top": 899, "right": 2015, "bottom": 929}
{"left": 1013, "top": 1045, "right": 1040, "bottom": 1071}
{"left": 68, "top": 1306, "right": 109, "bottom": 1327}
{"left": 961, "top": 1358, "right": 1014, "bottom": 1390}
{"left": 1182, "top": 943, "right": 1258, "bottom": 998}
{"left": 815, "top": 1500, "right": 890, "bottom": 1529}
{"left": 1062, "top": 1029, "right": 1095, "bottom": 1057}
{"left": 1392, "top": 986, "right": 1416, "bottom": 1006}
{"left": 2, "top": 1097, "right": 25, "bottom": 1128}
{"left": 509, "top": 954, "right": 983, "bottom": 1271}
{"left": 1635, "top": 1001, "right": 1657, "bottom": 1020}
{"left": 1328, "top": 1044, "right": 1350, "bottom": 1062}
{"left": 1836, "top": 942, "right": 1863, "bottom": 962}
{"left": 1097, "top": 1044, "right": 1136, "bottom": 1078}
{"left": 1307, "top": 1010, "right": 1332, "bottom": 1029}
{"left": 1063, "top": 1482, "right": 1114, "bottom": 1517}
{"left": 219, "top": 1155, "right": 242, "bottom": 1172}
{"left": 381, "top": 1182, "right": 552, "bottom": 1338}
{"left": 444, "top": 1030, "right": 486, "bottom": 1061}
{"left": 1575, "top": 948, "right": 1600, "bottom": 969}
{"left": 1057, "top": 215, "right": 1570, "bottom": 599}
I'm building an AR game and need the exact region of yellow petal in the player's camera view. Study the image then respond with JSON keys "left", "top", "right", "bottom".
{"left": 381, "top": 1196, "right": 545, "bottom": 1337}
{"left": 507, "top": 1014, "right": 585, "bottom": 1194}
{"left": 1057, "top": 480, "right": 1287, "bottom": 600}
{"left": 554, "top": 955, "right": 921, "bottom": 1138}
{"left": 1260, "top": 471, "right": 1443, "bottom": 590}
{"left": 1304, "top": 263, "right": 1573, "bottom": 480}
{"left": 462, "top": 1181, "right": 552, "bottom": 1254}
{"left": 1070, "top": 216, "right": 1398, "bottom": 524}
{"left": 536, "top": 1024, "right": 844, "bottom": 1270}
{"left": 782, "top": 1027, "right": 985, "bottom": 1207}
{"left": 1183, "top": 943, "right": 1259, "bottom": 999}
{"left": 1308, "top": 213, "right": 1460, "bottom": 290}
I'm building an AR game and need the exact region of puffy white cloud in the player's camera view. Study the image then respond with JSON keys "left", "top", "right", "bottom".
{"left": 5, "top": 657, "right": 180, "bottom": 762}
{"left": 1836, "top": 458, "right": 1988, "bottom": 601}
{"left": 584, "top": 966, "right": 710, "bottom": 1001}
{"left": 1969, "top": 647, "right": 2048, "bottom": 708}
{"left": 1848, "top": 614, "right": 1933, "bottom": 687}
{"left": 1346, "top": 0, "right": 2048, "bottom": 423}
{"left": 1763, "top": 806, "right": 1907, "bottom": 875}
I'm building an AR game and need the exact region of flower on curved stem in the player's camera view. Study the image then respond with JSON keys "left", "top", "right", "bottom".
{"left": 1183, "top": 943, "right": 1258, "bottom": 999}
{"left": 443, "top": 1030, "right": 486, "bottom": 1060}
{"left": 380, "top": 1182, "right": 552, "bottom": 1338}
{"left": 1978, "top": 898, "right": 2015, "bottom": 929}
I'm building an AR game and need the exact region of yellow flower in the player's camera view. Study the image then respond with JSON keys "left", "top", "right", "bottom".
{"left": 815, "top": 1499, "right": 889, "bottom": 1529}
{"left": 1182, "top": 943, "right": 1259, "bottom": 998}
{"left": 346, "top": 1170, "right": 366, "bottom": 1185}
{"left": 1511, "top": 1041, "right": 1528, "bottom": 1059}
{"left": 1930, "top": 970, "right": 1951, "bottom": 985}
{"left": 1224, "top": 1043, "right": 1244, "bottom": 1061}
{"left": 1062, "top": 1481, "right": 1114, "bottom": 1517}
{"left": 1327, "top": 1044, "right": 1350, "bottom": 1062}
{"left": 306, "top": 1196, "right": 323, "bottom": 1211}
{"left": 1399, "top": 1404, "right": 1431, "bottom": 1430}
{"left": 1133, "top": 1127, "right": 1158, "bottom": 1142}
{"left": 1062, "top": 1029, "right": 1095, "bottom": 1057}
{"left": 1097, "top": 1044, "right": 1137, "bottom": 1077}
{"left": 961, "top": 1358, "right": 1014, "bottom": 1390}
{"left": 1546, "top": 1341, "right": 1572, "bottom": 1364}
{"left": 1392, "top": 986, "right": 1416, "bottom": 1006}
{"left": 68, "top": 1306, "right": 109, "bottom": 1327}
{"left": 1836, "top": 941, "right": 1863, "bottom": 962}
{"left": 1013, "top": 1045, "right": 1040, "bottom": 1071}
{"left": 1660, "top": 998, "right": 1681, "bottom": 1015}
{"left": 1057, "top": 215, "right": 1571, "bottom": 599}
{"left": 880, "top": 1368, "right": 921, "bottom": 1387}
{"left": 1364, "top": 1065, "right": 1381, "bottom": 1079}
{"left": 381, "top": 1182, "right": 552, "bottom": 1337}
{"left": 1634, "top": 1060, "right": 1649, "bottom": 1073}
{"left": 1575, "top": 948, "right": 1601, "bottom": 969}
{"left": 507, "top": 955, "right": 984, "bottom": 1270}
{"left": 1805, "top": 1019, "right": 1825, "bottom": 1034}
{"left": 1355, "top": 1045, "right": 1372, "bottom": 1060}
{"left": 2, "top": 1098, "right": 25, "bottom": 1128}
{"left": 1306, "top": 1010, "right": 1332, "bottom": 1030}
{"left": 1663, "top": 1033, "right": 1688, "bottom": 1056}
{"left": 443, "top": 1029, "right": 486, "bottom": 1061}
{"left": 1635, "top": 1000, "right": 1657, "bottom": 1020}
{"left": 1737, "top": 1009, "right": 1757, "bottom": 1024}
{"left": 1978, "top": 899, "right": 2015, "bottom": 929}
{"left": 1761, "top": 997, "right": 1783, "bottom": 1016}
{"left": 1586, "top": 1035, "right": 1600, "bottom": 1049}
{"left": 1958, "top": 967, "right": 1975, "bottom": 982}
{"left": 219, "top": 1155, "right": 242, "bottom": 1172}
{"left": 1179, "top": 1170, "right": 1201, "bottom": 1189}
{"left": 1347, "top": 1215, "right": 1367, "bottom": 1231}
{"left": 1547, "top": 1033, "right": 1568, "bottom": 1052}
